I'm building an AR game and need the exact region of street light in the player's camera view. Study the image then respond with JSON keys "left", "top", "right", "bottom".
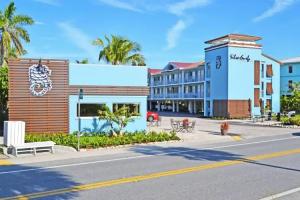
{"left": 77, "top": 88, "right": 83, "bottom": 151}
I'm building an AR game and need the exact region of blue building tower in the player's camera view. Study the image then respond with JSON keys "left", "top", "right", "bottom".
{"left": 204, "top": 34, "right": 280, "bottom": 118}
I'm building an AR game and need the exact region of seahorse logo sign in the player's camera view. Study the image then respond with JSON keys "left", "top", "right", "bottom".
{"left": 28, "top": 63, "right": 52, "bottom": 96}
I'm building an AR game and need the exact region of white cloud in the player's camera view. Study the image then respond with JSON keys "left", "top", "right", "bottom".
{"left": 33, "top": 0, "right": 60, "bottom": 6}
{"left": 253, "top": 0, "right": 296, "bottom": 22}
{"left": 168, "top": 0, "right": 211, "bottom": 16}
{"left": 165, "top": 0, "right": 211, "bottom": 50}
{"left": 97, "top": 0, "right": 142, "bottom": 12}
{"left": 166, "top": 19, "right": 187, "bottom": 50}
{"left": 58, "top": 22, "right": 97, "bottom": 61}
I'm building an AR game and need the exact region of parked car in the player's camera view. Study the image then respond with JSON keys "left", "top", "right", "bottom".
{"left": 147, "top": 111, "right": 159, "bottom": 122}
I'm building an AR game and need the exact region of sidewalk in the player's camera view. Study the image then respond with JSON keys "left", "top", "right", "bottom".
{"left": 2, "top": 132, "right": 234, "bottom": 165}
{"left": 3, "top": 116, "right": 298, "bottom": 165}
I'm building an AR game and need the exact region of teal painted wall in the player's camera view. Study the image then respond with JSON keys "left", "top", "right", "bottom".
{"left": 68, "top": 63, "right": 148, "bottom": 133}
{"left": 204, "top": 46, "right": 280, "bottom": 116}
{"left": 69, "top": 63, "right": 148, "bottom": 86}
{"left": 69, "top": 95, "right": 147, "bottom": 133}
{"left": 262, "top": 55, "right": 280, "bottom": 113}
{"left": 280, "top": 63, "right": 300, "bottom": 95}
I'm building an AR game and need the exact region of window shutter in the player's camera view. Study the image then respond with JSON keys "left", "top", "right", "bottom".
{"left": 254, "top": 61, "right": 260, "bottom": 85}
{"left": 266, "top": 83, "right": 273, "bottom": 95}
{"left": 266, "top": 65, "right": 273, "bottom": 77}
{"left": 254, "top": 88, "right": 260, "bottom": 107}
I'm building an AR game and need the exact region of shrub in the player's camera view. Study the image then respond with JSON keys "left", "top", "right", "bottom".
{"left": 25, "top": 131, "right": 180, "bottom": 149}
{"left": 280, "top": 115, "right": 300, "bottom": 126}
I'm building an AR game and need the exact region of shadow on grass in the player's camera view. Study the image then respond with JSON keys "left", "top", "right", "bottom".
{"left": 0, "top": 164, "right": 80, "bottom": 199}
{"left": 131, "top": 145, "right": 300, "bottom": 172}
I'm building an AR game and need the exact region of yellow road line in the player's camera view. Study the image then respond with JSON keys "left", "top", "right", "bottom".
{"left": 17, "top": 197, "right": 28, "bottom": 200}
{"left": 2, "top": 148, "right": 300, "bottom": 200}
{"left": 232, "top": 135, "right": 242, "bottom": 141}
{"left": 0, "top": 160, "right": 13, "bottom": 166}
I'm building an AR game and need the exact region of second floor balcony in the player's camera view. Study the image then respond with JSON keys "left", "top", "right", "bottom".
{"left": 166, "top": 79, "right": 179, "bottom": 85}
{"left": 153, "top": 80, "right": 163, "bottom": 86}
{"left": 184, "top": 76, "right": 197, "bottom": 83}
{"left": 166, "top": 93, "right": 179, "bottom": 98}
{"left": 183, "top": 93, "right": 204, "bottom": 98}
{"left": 152, "top": 94, "right": 164, "bottom": 99}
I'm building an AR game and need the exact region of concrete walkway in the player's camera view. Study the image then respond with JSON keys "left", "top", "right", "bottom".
{"left": 1, "top": 117, "right": 299, "bottom": 165}
{"left": 148, "top": 116, "right": 300, "bottom": 139}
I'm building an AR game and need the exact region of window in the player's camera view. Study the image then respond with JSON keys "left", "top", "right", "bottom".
{"left": 266, "top": 99, "right": 272, "bottom": 110}
{"left": 206, "top": 62, "right": 211, "bottom": 78}
{"left": 206, "top": 81, "right": 210, "bottom": 97}
{"left": 261, "top": 64, "right": 264, "bottom": 78}
{"left": 77, "top": 103, "right": 106, "bottom": 117}
{"left": 113, "top": 103, "right": 140, "bottom": 116}
{"left": 288, "top": 80, "right": 293, "bottom": 90}
{"left": 188, "top": 86, "right": 193, "bottom": 93}
{"left": 289, "top": 65, "right": 293, "bottom": 73}
{"left": 261, "top": 82, "right": 264, "bottom": 97}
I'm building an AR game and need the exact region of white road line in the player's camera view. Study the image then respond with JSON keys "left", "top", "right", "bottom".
{"left": 0, "top": 136, "right": 299, "bottom": 175}
{"left": 259, "top": 187, "right": 300, "bottom": 200}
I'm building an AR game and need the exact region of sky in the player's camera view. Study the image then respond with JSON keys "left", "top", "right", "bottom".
{"left": 1, "top": 0, "right": 300, "bottom": 68}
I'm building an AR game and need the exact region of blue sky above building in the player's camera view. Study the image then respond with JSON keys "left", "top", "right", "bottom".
{"left": 2, "top": 0, "right": 300, "bottom": 68}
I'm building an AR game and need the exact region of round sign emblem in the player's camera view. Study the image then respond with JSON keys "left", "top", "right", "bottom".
{"left": 28, "top": 63, "right": 52, "bottom": 96}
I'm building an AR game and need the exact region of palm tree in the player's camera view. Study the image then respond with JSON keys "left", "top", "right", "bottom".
{"left": 0, "top": 2, "right": 34, "bottom": 66}
{"left": 93, "top": 35, "right": 146, "bottom": 66}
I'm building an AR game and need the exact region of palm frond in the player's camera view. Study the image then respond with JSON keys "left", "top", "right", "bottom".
{"left": 92, "top": 38, "right": 104, "bottom": 46}
{"left": 12, "top": 15, "right": 34, "bottom": 25}
{"left": 15, "top": 26, "right": 30, "bottom": 42}
{"left": 94, "top": 35, "right": 146, "bottom": 66}
{"left": 4, "top": 2, "right": 16, "bottom": 20}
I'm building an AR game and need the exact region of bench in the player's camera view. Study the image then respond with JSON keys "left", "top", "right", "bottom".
{"left": 12, "top": 141, "right": 55, "bottom": 157}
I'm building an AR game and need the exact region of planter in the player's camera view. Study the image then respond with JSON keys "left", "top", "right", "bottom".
{"left": 220, "top": 128, "right": 228, "bottom": 136}
{"left": 220, "top": 122, "right": 229, "bottom": 136}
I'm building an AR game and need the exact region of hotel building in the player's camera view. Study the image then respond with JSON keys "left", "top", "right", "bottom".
{"left": 280, "top": 57, "right": 300, "bottom": 95}
{"left": 148, "top": 34, "right": 281, "bottom": 118}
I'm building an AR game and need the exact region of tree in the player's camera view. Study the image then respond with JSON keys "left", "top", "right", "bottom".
{"left": 93, "top": 35, "right": 146, "bottom": 66}
{"left": 281, "top": 82, "right": 300, "bottom": 113}
{"left": 98, "top": 105, "right": 139, "bottom": 136}
{"left": 0, "top": 2, "right": 34, "bottom": 66}
{"left": 76, "top": 58, "right": 89, "bottom": 64}
{"left": 0, "top": 64, "right": 8, "bottom": 128}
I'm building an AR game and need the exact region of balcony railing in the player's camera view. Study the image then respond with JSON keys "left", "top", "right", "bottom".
{"left": 152, "top": 94, "right": 164, "bottom": 99}
{"left": 153, "top": 81, "right": 163, "bottom": 86}
{"left": 166, "top": 93, "right": 179, "bottom": 98}
{"left": 184, "top": 77, "right": 198, "bottom": 83}
{"left": 166, "top": 79, "right": 179, "bottom": 84}
{"left": 183, "top": 93, "right": 204, "bottom": 98}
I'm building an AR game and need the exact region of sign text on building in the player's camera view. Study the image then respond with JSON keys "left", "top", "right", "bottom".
{"left": 230, "top": 54, "right": 251, "bottom": 62}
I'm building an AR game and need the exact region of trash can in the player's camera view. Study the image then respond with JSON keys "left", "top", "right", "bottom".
{"left": 3, "top": 121, "right": 25, "bottom": 147}
{"left": 267, "top": 112, "right": 272, "bottom": 121}
{"left": 276, "top": 113, "right": 281, "bottom": 121}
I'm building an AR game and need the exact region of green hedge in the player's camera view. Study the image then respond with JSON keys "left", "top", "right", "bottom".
{"left": 25, "top": 131, "right": 180, "bottom": 149}
{"left": 280, "top": 115, "right": 300, "bottom": 126}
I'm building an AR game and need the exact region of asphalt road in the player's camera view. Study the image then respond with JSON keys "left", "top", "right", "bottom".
{"left": 1, "top": 133, "right": 300, "bottom": 200}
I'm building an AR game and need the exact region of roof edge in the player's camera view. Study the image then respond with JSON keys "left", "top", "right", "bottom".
{"left": 262, "top": 53, "right": 282, "bottom": 64}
